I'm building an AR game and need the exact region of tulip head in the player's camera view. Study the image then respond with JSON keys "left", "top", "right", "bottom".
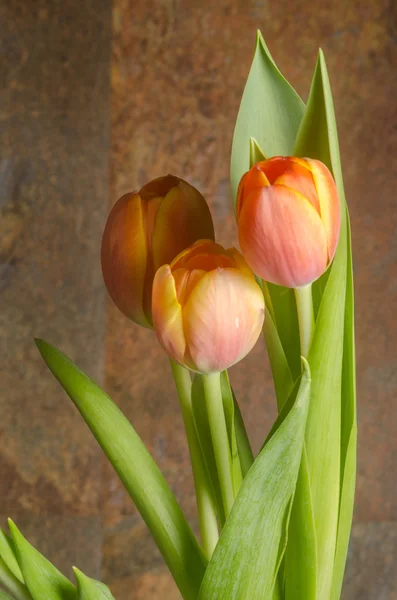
{"left": 237, "top": 156, "right": 341, "bottom": 288}
{"left": 101, "top": 175, "right": 215, "bottom": 327}
{"left": 152, "top": 240, "right": 265, "bottom": 374}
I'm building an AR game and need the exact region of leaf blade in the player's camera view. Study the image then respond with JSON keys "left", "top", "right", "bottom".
{"left": 231, "top": 31, "right": 304, "bottom": 204}
{"left": 74, "top": 568, "right": 115, "bottom": 600}
{"left": 198, "top": 361, "right": 311, "bottom": 600}
{"left": 35, "top": 339, "right": 206, "bottom": 600}
{"left": 8, "top": 520, "right": 76, "bottom": 600}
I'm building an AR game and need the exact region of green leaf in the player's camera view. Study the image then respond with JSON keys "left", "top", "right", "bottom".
{"left": 198, "top": 361, "right": 311, "bottom": 600}
{"left": 73, "top": 568, "right": 115, "bottom": 599}
{"left": 331, "top": 207, "right": 357, "bottom": 600}
{"left": 230, "top": 30, "right": 304, "bottom": 204}
{"left": 262, "top": 300, "right": 294, "bottom": 411}
{"left": 291, "top": 49, "right": 353, "bottom": 599}
{"left": 0, "top": 589, "right": 19, "bottom": 600}
{"left": 8, "top": 520, "right": 76, "bottom": 600}
{"left": 284, "top": 445, "right": 317, "bottom": 600}
{"left": 220, "top": 372, "right": 243, "bottom": 496}
{"left": 249, "top": 136, "right": 267, "bottom": 165}
{"left": 35, "top": 339, "right": 206, "bottom": 600}
{"left": 0, "top": 529, "right": 24, "bottom": 583}
{"left": 231, "top": 388, "right": 254, "bottom": 477}
{"left": 0, "top": 554, "right": 32, "bottom": 600}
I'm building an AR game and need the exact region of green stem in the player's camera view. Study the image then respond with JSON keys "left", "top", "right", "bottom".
{"left": 294, "top": 284, "right": 314, "bottom": 358}
{"left": 170, "top": 360, "right": 219, "bottom": 559}
{"left": 202, "top": 372, "right": 235, "bottom": 518}
{"left": 0, "top": 556, "right": 32, "bottom": 600}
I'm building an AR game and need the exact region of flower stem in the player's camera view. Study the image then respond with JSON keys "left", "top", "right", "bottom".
{"left": 202, "top": 372, "right": 235, "bottom": 518}
{"left": 294, "top": 284, "right": 314, "bottom": 358}
{"left": 170, "top": 360, "right": 218, "bottom": 559}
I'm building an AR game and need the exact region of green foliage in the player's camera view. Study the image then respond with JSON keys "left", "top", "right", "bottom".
{"left": 198, "top": 362, "right": 311, "bottom": 600}
{"left": 74, "top": 568, "right": 115, "bottom": 600}
{"left": 8, "top": 520, "right": 76, "bottom": 600}
{"left": 35, "top": 339, "right": 206, "bottom": 600}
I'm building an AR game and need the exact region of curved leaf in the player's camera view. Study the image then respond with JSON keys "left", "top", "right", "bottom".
{"left": 0, "top": 529, "right": 24, "bottom": 583}
{"left": 35, "top": 339, "right": 206, "bottom": 600}
{"left": 0, "top": 555, "right": 32, "bottom": 600}
{"left": 8, "top": 520, "right": 75, "bottom": 600}
{"left": 73, "top": 568, "right": 115, "bottom": 600}
{"left": 198, "top": 361, "right": 311, "bottom": 600}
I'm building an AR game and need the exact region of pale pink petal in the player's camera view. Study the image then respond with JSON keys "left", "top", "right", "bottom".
{"left": 238, "top": 185, "right": 328, "bottom": 287}
{"left": 183, "top": 269, "right": 265, "bottom": 373}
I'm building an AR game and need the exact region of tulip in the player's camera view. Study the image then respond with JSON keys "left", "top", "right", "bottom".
{"left": 237, "top": 156, "right": 341, "bottom": 288}
{"left": 152, "top": 240, "right": 265, "bottom": 374}
{"left": 101, "top": 175, "right": 215, "bottom": 327}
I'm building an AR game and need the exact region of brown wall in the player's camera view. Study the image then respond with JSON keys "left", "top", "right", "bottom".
{"left": 1, "top": 1, "right": 396, "bottom": 598}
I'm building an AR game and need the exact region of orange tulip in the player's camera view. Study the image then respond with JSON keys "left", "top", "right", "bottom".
{"left": 237, "top": 157, "right": 341, "bottom": 288}
{"left": 101, "top": 175, "right": 215, "bottom": 327}
{"left": 152, "top": 240, "right": 265, "bottom": 374}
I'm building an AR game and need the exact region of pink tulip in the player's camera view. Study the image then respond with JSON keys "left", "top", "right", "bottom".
{"left": 237, "top": 157, "right": 341, "bottom": 288}
{"left": 152, "top": 240, "right": 265, "bottom": 374}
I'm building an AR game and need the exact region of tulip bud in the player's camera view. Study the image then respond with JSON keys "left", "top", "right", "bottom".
{"left": 237, "top": 156, "right": 341, "bottom": 288}
{"left": 101, "top": 175, "right": 215, "bottom": 327}
{"left": 152, "top": 240, "right": 265, "bottom": 374}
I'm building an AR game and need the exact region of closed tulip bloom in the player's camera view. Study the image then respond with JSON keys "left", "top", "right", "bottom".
{"left": 152, "top": 240, "right": 265, "bottom": 374}
{"left": 101, "top": 175, "right": 215, "bottom": 327}
{"left": 237, "top": 156, "right": 341, "bottom": 288}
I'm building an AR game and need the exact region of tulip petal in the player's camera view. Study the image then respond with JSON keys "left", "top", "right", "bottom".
{"left": 101, "top": 192, "right": 150, "bottom": 327}
{"left": 307, "top": 159, "right": 341, "bottom": 261}
{"left": 152, "top": 182, "right": 215, "bottom": 272}
{"left": 152, "top": 265, "right": 187, "bottom": 365}
{"left": 273, "top": 159, "right": 320, "bottom": 214}
{"left": 238, "top": 185, "right": 328, "bottom": 287}
{"left": 237, "top": 167, "right": 270, "bottom": 217}
{"left": 183, "top": 269, "right": 265, "bottom": 373}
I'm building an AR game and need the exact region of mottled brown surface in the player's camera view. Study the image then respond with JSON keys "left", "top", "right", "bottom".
{"left": 0, "top": 0, "right": 111, "bottom": 577}
{"left": 1, "top": 0, "right": 396, "bottom": 598}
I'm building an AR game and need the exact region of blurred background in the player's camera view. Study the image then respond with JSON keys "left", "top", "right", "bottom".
{"left": 1, "top": 1, "right": 396, "bottom": 598}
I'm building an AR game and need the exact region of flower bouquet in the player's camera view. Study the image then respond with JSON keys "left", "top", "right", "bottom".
{"left": 0, "top": 31, "right": 355, "bottom": 600}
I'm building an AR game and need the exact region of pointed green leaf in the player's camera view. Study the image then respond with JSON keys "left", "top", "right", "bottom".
{"left": 35, "top": 339, "right": 206, "bottom": 600}
{"left": 73, "top": 568, "right": 115, "bottom": 600}
{"left": 231, "top": 30, "right": 304, "bottom": 203}
{"left": 249, "top": 137, "right": 267, "bottom": 165}
{"left": 198, "top": 361, "right": 311, "bottom": 600}
{"left": 291, "top": 49, "right": 354, "bottom": 599}
{"left": 8, "top": 520, "right": 76, "bottom": 600}
{"left": 331, "top": 209, "right": 357, "bottom": 600}
{"left": 0, "top": 529, "right": 24, "bottom": 583}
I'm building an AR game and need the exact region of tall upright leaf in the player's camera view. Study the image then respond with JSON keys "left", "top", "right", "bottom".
{"left": 291, "top": 49, "right": 355, "bottom": 599}
{"left": 35, "top": 340, "right": 206, "bottom": 600}
{"left": 231, "top": 30, "right": 304, "bottom": 204}
{"left": 0, "top": 529, "right": 24, "bottom": 583}
{"left": 198, "top": 361, "right": 311, "bottom": 600}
